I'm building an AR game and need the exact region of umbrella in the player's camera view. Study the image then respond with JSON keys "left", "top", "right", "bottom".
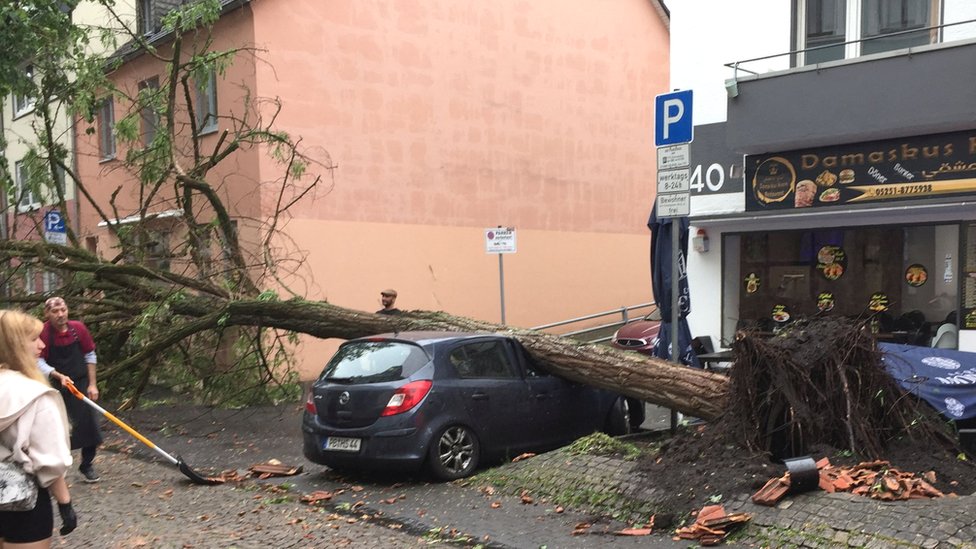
{"left": 648, "top": 205, "right": 701, "bottom": 369}
{"left": 879, "top": 342, "right": 976, "bottom": 420}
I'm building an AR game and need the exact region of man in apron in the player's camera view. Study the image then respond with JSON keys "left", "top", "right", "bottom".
{"left": 38, "top": 297, "right": 103, "bottom": 483}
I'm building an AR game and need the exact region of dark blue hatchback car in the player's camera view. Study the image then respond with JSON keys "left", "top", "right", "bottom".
{"left": 302, "top": 332, "right": 633, "bottom": 480}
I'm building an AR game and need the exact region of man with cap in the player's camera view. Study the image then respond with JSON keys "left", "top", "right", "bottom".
{"left": 376, "top": 289, "right": 402, "bottom": 315}
{"left": 38, "top": 297, "right": 103, "bottom": 483}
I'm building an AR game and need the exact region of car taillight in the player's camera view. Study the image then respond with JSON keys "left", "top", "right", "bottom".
{"left": 304, "top": 392, "right": 317, "bottom": 414}
{"left": 381, "top": 380, "right": 432, "bottom": 416}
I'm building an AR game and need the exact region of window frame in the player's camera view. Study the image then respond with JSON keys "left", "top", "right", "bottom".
{"left": 195, "top": 69, "right": 218, "bottom": 135}
{"left": 98, "top": 96, "right": 116, "bottom": 160}
{"left": 138, "top": 76, "right": 160, "bottom": 148}
{"left": 136, "top": 0, "right": 154, "bottom": 35}
{"left": 794, "top": 0, "right": 941, "bottom": 66}
{"left": 12, "top": 65, "right": 36, "bottom": 118}
{"left": 14, "top": 160, "right": 40, "bottom": 213}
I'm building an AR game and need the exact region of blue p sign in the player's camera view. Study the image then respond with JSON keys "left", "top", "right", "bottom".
{"left": 654, "top": 90, "right": 694, "bottom": 147}
{"left": 44, "top": 210, "right": 65, "bottom": 233}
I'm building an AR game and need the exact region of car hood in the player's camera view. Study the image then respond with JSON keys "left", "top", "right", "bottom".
{"left": 614, "top": 320, "right": 661, "bottom": 340}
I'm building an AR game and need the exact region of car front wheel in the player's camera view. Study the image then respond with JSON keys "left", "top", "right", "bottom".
{"left": 605, "top": 397, "right": 632, "bottom": 436}
{"left": 427, "top": 425, "right": 480, "bottom": 481}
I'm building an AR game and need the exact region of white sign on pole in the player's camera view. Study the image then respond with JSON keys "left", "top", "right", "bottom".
{"left": 657, "top": 144, "right": 690, "bottom": 170}
{"left": 485, "top": 227, "right": 517, "bottom": 254}
{"left": 656, "top": 193, "right": 690, "bottom": 218}
{"left": 657, "top": 169, "right": 691, "bottom": 194}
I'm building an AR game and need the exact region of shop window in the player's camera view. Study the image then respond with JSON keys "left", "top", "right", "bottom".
{"left": 794, "top": 0, "right": 939, "bottom": 66}
{"left": 726, "top": 223, "right": 958, "bottom": 346}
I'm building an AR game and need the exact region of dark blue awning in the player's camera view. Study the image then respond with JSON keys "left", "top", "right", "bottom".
{"left": 880, "top": 343, "right": 976, "bottom": 420}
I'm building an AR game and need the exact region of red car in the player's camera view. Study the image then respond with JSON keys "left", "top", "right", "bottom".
{"left": 610, "top": 308, "right": 662, "bottom": 356}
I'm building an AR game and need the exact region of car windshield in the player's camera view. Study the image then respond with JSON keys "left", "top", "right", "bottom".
{"left": 321, "top": 340, "right": 430, "bottom": 383}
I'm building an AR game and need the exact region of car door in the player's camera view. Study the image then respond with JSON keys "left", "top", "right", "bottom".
{"left": 445, "top": 338, "right": 530, "bottom": 456}
{"left": 510, "top": 339, "right": 601, "bottom": 445}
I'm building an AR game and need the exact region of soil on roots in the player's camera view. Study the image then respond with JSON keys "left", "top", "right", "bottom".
{"left": 634, "top": 316, "right": 976, "bottom": 519}
{"left": 634, "top": 421, "right": 976, "bottom": 520}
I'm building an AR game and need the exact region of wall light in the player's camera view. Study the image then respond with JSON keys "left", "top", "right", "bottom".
{"left": 692, "top": 228, "right": 709, "bottom": 253}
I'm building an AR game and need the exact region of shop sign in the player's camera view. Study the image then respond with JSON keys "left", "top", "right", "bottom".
{"left": 745, "top": 128, "right": 976, "bottom": 211}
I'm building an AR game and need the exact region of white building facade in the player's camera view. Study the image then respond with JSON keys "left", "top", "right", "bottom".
{"left": 670, "top": 0, "right": 976, "bottom": 351}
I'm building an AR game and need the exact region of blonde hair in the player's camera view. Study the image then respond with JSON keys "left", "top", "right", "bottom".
{"left": 0, "top": 309, "right": 48, "bottom": 385}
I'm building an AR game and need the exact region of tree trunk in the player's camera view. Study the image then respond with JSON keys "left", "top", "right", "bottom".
{"left": 168, "top": 298, "right": 730, "bottom": 420}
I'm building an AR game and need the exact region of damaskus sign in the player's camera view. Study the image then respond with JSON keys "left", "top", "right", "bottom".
{"left": 745, "top": 128, "right": 976, "bottom": 211}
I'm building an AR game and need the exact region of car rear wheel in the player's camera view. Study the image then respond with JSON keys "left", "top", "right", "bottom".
{"left": 605, "top": 397, "right": 632, "bottom": 436}
{"left": 427, "top": 425, "right": 480, "bottom": 481}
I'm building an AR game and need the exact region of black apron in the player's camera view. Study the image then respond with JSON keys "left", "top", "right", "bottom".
{"left": 47, "top": 325, "right": 102, "bottom": 450}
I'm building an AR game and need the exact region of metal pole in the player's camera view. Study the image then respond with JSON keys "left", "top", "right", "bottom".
{"left": 670, "top": 221, "right": 680, "bottom": 432}
{"left": 498, "top": 253, "right": 506, "bottom": 325}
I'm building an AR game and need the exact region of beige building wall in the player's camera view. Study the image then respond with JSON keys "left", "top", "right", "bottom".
{"left": 73, "top": 0, "right": 670, "bottom": 381}
{"left": 249, "top": 0, "right": 670, "bottom": 378}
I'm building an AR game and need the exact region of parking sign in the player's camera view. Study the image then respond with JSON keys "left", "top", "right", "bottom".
{"left": 44, "top": 210, "right": 67, "bottom": 244}
{"left": 654, "top": 90, "right": 694, "bottom": 146}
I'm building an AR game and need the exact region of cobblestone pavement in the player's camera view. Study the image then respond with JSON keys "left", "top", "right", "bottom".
{"left": 47, "top": 402, "right": 976, "bottom": 548}
{"left": 54, "top": 404, "right": 687, "bottom": 548}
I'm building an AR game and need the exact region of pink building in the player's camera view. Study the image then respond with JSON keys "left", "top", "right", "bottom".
{"left": 73, "top": 0, "right": 671, "bottom": 378}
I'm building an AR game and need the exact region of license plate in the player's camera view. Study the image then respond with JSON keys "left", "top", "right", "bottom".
{"left": 324, "top": 437, "right": 361, "bottom": 452}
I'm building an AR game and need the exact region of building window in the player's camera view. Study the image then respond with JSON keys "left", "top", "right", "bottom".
{"left": 136, "top": 0, "right": 153, "bottom": 35}
{"left": 42, "top": 271, "right": 60, "bottom": 293}
{"left": 98, "top": 96, "right": 116, "bottom": 160}
{"left": 14, "top": 160, "right": 40, "bottom": 212}
{"left": 860, "top": 0, "right": 934, "bottom": 55}
{"left": 795, "top": 0, "right": 938, "bottom": 66}
{"left": 195, "top": 69, "right": 217, "bottom": 134}
{"left": 12, "top": 65, "right": 35, "bottom": 117}
{"left": 139, "top": 77, "right": 160, "bottom": 147}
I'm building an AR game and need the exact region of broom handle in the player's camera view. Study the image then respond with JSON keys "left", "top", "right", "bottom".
{"left": 62, "top": 380, "right": 180, "bottom": 466}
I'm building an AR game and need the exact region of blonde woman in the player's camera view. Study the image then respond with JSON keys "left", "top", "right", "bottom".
{"left": 0, "top": 310, "right": 77, "bottom": 548}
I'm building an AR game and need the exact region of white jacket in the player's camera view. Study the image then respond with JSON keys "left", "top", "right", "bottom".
{"left": 0, "top": 369, "right": 72, "bottom": 488}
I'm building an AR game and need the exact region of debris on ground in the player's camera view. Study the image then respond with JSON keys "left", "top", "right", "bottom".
{"left": 752, "top": 456, "right": 953, "bottom": 505}
{"left": 249, "top": 460, "right": 303, "bottom": 479}
{"left": 615, "top": 515, "right": 654, "bottom": 536}
{"left": 817, "top": 458, "right": 949, "bottom": 500}
{"left": 673, "top": 504, "right": 752, "bottom": 546}
{"left": 511, "top": 452, "right": 536, "bottom": 462}
{"left": 300, "top": 490, "right": 334, "bottom": 504}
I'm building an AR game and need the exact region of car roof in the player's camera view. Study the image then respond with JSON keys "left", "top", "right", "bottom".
{"left": 350, "top": 331, "right": 501, "bottom": 347}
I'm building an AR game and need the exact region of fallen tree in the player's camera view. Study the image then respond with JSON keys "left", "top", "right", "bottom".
{"left": 1, "top": 236, "right": 729, "bottom": 419}
{"left": 0, "top": 1, "right": 728, "bottom": 416}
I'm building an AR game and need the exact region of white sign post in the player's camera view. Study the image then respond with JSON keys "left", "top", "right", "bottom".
{"left": 655, "top": 90, "right": 693, "bottom": 431}
{"left": 485, "top": 227, "right": 516, "bottom": 324}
